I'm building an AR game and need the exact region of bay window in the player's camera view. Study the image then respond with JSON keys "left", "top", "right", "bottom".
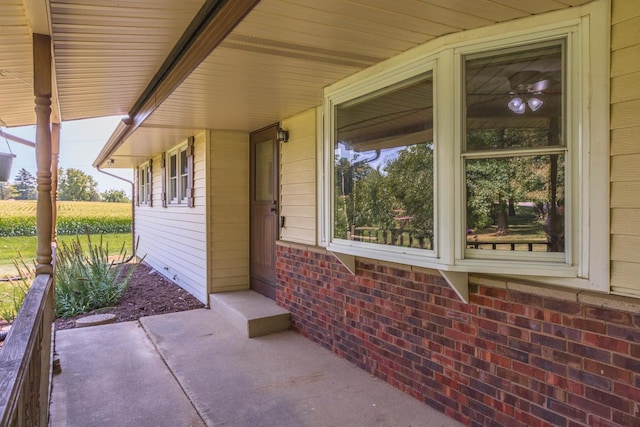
{"left": 322, "top": 2, "right": 609, "bottom": 294}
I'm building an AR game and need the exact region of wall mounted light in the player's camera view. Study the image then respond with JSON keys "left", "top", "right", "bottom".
{"left": 276, "top": 128, "right": 289, "bottom": 143}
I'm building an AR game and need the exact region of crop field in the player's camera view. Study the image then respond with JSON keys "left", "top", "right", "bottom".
{"left": 0, "top": 200, "right": 131, "bottom": 236}
{"left": 0, "top": 201, "right": 133, "bottom": 275}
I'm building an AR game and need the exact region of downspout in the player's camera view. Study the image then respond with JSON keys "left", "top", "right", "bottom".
{"left": 96, "top": 167, "right": 136, "bottom": 260}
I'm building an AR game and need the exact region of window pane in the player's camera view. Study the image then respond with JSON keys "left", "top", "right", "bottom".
{"left": 170, "top": 177, "right": 177, "bottom": 201}
{"left": 180, "top": 149, "right": 188, "bottom": 175}
{"left": 181, "top": 175, "right": 188, "bottom": 200}
{"left": 334, "top": 76, "right": 434, "bottom": 250}
{"left": 170, "top": 154, "right": 177, "bottom": 177}
{"left": 465, "top": 154, "right": 565, "bottom": 253}
{"left": 255, "top": 139, "right": 273, "bottom": 202}
{"left": 465, "top": 42, "right": 564, "bottom": 152}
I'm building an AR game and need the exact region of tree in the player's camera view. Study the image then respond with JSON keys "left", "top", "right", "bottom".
{"left": 13, "top": 168, "right": 36, "bottom": 200}
{"left": 0, "top": 182, "right": 17, "bottom": 200}
{"left": 101, "top": 189, "right": 129, "bottom": 203}
{"left": 58, "top": 168, "right": 101, "bottom": 201}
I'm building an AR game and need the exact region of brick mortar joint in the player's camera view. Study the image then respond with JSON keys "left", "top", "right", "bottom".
{"left": 278, "top": 242, "right": 640, "bottom": 315}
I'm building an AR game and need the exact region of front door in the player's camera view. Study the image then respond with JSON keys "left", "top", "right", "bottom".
{"left": 250, "top": 125, "right": 279, "bottom": 300}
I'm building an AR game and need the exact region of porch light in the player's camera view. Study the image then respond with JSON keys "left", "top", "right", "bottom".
{"left": 276, "top": 128, "right": 289, "bottom": 143}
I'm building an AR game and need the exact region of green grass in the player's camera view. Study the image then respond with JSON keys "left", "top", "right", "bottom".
{"left": 0, "top": 233, "right": 133, "bottom": 277}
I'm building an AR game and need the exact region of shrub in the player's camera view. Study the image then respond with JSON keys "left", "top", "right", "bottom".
{"left": 0, "top": 254, "right": 34, "bottom": 322}
{"left": 55, "top": 233, "right": 139, "bottom": 318}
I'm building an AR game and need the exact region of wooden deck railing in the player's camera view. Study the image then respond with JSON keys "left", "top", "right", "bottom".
{"left": 0, "top": 272, "right": 55, "bottom": 427}
{"left": 466, "top": 240, "right": 548, "bottom": 251}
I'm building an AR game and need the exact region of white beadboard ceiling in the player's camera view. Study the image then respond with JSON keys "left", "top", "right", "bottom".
{"left": 0, "top": 0, "right": 592, "bottom": 167}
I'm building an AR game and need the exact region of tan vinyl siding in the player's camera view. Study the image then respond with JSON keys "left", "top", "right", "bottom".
{"left": 134, "top": 131, "right": 208, "bottom": 303}
{"left": 280, "top": 109, "right": 317, "bottom": 245}
{"left": 208, "top": 130, "right": 250, "bottom": 292}
{"left": 610, "top": 0, "right": 640, "bottom": 297}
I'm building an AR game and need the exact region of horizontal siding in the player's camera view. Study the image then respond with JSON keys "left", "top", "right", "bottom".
{"left": 280, "top": 108, "right": 317, "bottom": 245}
{"left": 134, "top": 131, "right": 208, "bottom": 303}
{"left": 209, "top": 130, "right": 249, "bottom": 293}
{"left": 610, "top": 0, "right": 640, "bottom": 297}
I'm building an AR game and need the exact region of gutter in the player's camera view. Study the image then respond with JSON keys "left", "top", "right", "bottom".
{"left": 93, "top": 0, "right": 260, "bottom": 169}
{"left": 96, "top": 167, "right": 136, "bottom": 260}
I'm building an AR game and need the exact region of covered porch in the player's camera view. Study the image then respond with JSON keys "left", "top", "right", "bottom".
{"left": 49, "top": 307, "right": 461, "bottom": 427}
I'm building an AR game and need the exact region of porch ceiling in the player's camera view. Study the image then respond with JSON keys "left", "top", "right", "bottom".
{"left": 0, "top": 0, "right": 592, "bottom": 167}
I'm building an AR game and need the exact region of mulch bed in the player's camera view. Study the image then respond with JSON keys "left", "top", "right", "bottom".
{"left": 54, "top": 262, "right": 205, "bottom": 330}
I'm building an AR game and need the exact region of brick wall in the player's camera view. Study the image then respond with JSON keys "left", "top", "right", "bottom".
{"left": 276, "top": 244, "right": 640, "bottom": 427}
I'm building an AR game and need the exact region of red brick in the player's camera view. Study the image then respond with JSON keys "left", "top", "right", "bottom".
{"left": 613, "top": 353, "right": 640, "bottom": 373}
{"left": 512, "top": 360, "right": 546, "bottom": 381}
{"left": 564, "top": 316, "right": 607, "bottom": 334}
{"left": 608, "top": 324, "right": 640, "bottom": 343}
{"left": 583, "top": 332, "right": 629, "bottom": 354}
{"left": 589, "top": 416, "right": 626, "bottom": 427}
{"left": 612, "top": 410, "right": 640, "bottom": 427}
{"left": 613, "top": 381, "right": 640, "bottom": 402}
{"left": 543, "top": 298, "right": 581, "bottom": 314}
{"left": 479, "top": 286, "right": 507, "bottom": 299}
{"left": 584, "top": 306, "right": 633, "bottom": 325}
{"left": 568, "top": 342, "right": 611, "bottom": 363}
{"left": 511, "top": 315, "right": 542, "bottom": 332}
{"left": 531, "top": 403, "right": 569, "bottom": 426}
{"left": 568, "top": 367, "right": 611, "bottom": 391}
{"left": 585, "top": 386, "right": 633, "bottom": 413}
{"left": 567, "top": 394, "right": 611, "bottom": 420}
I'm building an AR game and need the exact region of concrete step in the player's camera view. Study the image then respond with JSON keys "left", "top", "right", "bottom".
{"left": 209, "top": 291, "right": 291, "bottom": 338}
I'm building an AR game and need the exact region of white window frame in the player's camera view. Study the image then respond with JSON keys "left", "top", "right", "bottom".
{"left": 321, "top": 1, "right": 609, "bottom": 293}
{"left": 138, "top": 162, "right": 151, "bottom": 206}
{"left": 166, "top": 143, "right": 188, "bottom": 205}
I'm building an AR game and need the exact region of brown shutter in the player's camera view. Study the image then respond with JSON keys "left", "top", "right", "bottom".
{"left": 187, "top": 136, "right": 195, "bottom": 208}
{"left": 161, "top": 153, "right": 167, "bottom": 208}
{"left": 148, "top": 159, "right": 153, "bottom": 207}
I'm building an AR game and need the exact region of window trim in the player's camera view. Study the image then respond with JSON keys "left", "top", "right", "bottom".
{"left": 137, "top": 161, "right": 152, "bottom": 206}
{"left": 163, "top": 137, "right": 195, "bottom": 207}
{"left": 320, "top": 1, "right": 609, "bottom": 292}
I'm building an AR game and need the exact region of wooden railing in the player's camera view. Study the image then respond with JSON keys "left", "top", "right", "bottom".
{"left": 351, "top": 227, "right": 434, "bottom": 250}
{"left": 466, "top": 240, "right": 548, "bottom": 251}
{"left": 0, "top": 272, "right": 55, "bottom": 427}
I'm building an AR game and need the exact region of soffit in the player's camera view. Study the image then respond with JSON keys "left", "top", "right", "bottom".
{"left": 0, "top": 0, "right": 36, "bottom": 128}
{"left": 49, "top": 0, "right": 205, "bottom": 122}
{"left": 50, "top": 0, "right": 591, "bottom": 168}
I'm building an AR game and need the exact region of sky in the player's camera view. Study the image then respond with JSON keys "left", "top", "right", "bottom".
{"left": 2, "top": 116, "right": 133, "bottom": 196}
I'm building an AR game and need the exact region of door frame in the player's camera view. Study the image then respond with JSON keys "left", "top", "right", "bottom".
{"left": 249, "top": 123, "right": 279, "bottom": 299}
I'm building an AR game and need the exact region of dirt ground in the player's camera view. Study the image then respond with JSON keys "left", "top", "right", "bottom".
{"left": 54, "top": 262, "right": 205, "bottom": 330}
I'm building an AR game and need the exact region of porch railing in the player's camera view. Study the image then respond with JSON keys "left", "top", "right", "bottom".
{"left": 0, "top": 271, "right": 55, "bottom": 427}
{"left": 466, "top": 240, "right": 548, "bottom": 251}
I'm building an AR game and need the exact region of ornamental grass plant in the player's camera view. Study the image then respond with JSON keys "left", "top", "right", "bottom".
{"left": 55, "top": 232, "right": 139, "bottom": 318}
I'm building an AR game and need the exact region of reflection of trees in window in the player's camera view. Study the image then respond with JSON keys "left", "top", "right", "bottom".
{"left": 334, "top": 143, "right": 434, "bottom": 249}
{"left": 465, "top": 129, "right": 565, "bottom": 252}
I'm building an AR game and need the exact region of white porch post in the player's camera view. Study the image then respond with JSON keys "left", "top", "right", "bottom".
{"left": 33, "top": 33, "right": 53, "bottom": 275}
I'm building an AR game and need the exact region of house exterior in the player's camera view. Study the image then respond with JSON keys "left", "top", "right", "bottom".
{"left": 1, "top": 0, "right": 639, "bottom": 425}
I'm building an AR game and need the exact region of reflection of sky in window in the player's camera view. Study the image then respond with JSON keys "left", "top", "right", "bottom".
{"left": 336, "top": 142, "right": 402, "bottom": 173}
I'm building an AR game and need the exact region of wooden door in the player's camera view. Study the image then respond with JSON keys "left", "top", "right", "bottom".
{"left": 250, "top": 125, "right": 279, "bottom": 299}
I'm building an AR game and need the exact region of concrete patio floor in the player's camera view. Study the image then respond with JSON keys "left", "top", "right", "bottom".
{"left": 50, "top": 308, "right": 463, "bottom": 427}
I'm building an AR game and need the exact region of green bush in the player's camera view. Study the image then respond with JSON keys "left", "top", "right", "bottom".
{"left": 55, "top": 233, "right": 139, "bottom": 318}
{"left": 0, "top": 255, "right": 34, "bottom": 322}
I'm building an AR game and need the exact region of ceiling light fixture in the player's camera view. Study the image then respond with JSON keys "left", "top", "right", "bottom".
{"left": 508, "top": 92, "right": 543, "bottom": 114}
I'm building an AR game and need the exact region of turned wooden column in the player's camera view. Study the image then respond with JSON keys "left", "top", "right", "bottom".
{"left": 51, "top": 122, "right": 60, "bottom": 243}
{"left": 33, "top": 33, "right": 53, "bottom": 275}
